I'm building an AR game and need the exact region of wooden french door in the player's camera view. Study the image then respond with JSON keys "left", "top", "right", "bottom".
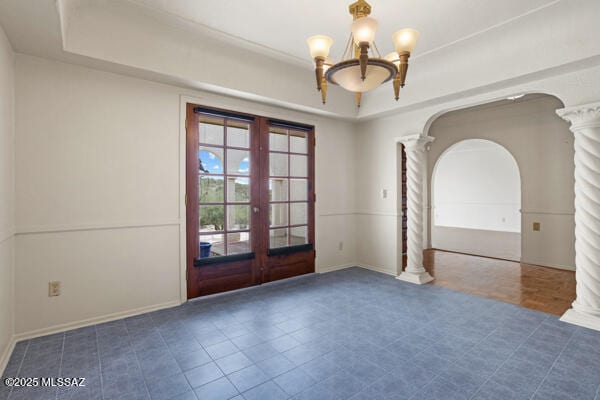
{"left": 186, "top": 104, "right": 315, "bottom": 299}
{"left": 258, "top": 118, "right": 316, "bottom": 283}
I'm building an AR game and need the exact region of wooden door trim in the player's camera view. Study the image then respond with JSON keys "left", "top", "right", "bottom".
{"left": 185, "top": 103, "right": 200, "bottom": 299}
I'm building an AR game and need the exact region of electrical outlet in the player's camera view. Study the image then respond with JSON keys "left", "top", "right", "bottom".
{"left": 48, "top": 281, "right": 61, "bottom": 297}
{"left": 338, "top": 241, "right": 344, "bottom": 251}
{"left": 533, "top": 222, "right": 541, "bottom": 231}
{"left": 381, "top": 189, "right": 388, "bottom": 199}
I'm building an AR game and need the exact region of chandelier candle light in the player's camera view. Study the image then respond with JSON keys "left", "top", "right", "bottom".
{"left": 307, "top": 0, "right": 419, "bottom": 107}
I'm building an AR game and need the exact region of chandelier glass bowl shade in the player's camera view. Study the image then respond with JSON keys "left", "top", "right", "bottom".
{"left": 326, "top": 59, "right": 396, "bottom": 92}
{"left": 306, "top": 0, "right": 419, "bottom": 107}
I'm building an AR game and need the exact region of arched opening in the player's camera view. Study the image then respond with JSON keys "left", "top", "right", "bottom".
{"left": 432, "top": 139, "right": 521, "bottom": 260}
{"left": 409, "top": 93, "right": 577, "bottom": 314}
{"left": 425, "top": 93, "right": 574, "bottom": 270}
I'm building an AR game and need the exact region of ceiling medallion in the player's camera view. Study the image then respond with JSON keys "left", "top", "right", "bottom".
{"left": 306, "top": 0, "right": 419, "bottom": 107}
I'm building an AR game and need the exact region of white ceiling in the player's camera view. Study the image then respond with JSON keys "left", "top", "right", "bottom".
{"left": 129, "top": 0, "right": 557, "bottom": 62}
{"left": 1, "top": 0, "right": 597, "bottom": 120}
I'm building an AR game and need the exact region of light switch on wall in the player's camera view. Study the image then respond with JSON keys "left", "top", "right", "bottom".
{"left": 381, "top": 189, "right": 388, "bottom": 199}
{"left": 533, "top": 222, "right": 541, "bottom": 231}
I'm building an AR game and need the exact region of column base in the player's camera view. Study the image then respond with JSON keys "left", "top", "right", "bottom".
{"left": 396, "top": 271, "right": 434, "bottom": 285}
{"left": 560, "top": 308, "right": 600, "bottom": 332}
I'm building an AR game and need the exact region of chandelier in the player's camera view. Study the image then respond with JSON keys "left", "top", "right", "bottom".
{"left": 306, "top": 0, "right": 419, "bottom": 107}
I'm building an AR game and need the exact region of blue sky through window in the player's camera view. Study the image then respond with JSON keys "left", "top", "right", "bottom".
{"left": 199, "top": 151, "right": 249, "bottom": 176}
{"left": 199, "top": 150, "right": 222, "bottom": 173}
{"left": 239, "top": 158, "right": 249, "bottom": 174}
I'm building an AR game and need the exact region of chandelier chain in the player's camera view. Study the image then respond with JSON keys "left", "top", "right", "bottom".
{"left": 372, "top": 41, "right": 382, "bottom": 58}
{"left": 342, "top": 33, "right": 354, "bottom": 61}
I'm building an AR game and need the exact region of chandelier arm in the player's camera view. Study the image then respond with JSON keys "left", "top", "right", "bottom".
{"left": 398, "top": 51, "right": 410, "bottom": 87}
{"left": 358, "top": 43, "right": 369, "bottom": 81}
{"left": 314, "top": 57, "right": 325, "bottom": 91}
{"left": 355, "top": 92, "right": 362, "bottom": 108}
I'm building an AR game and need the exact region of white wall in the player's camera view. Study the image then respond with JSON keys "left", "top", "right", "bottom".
{"left": 14, "top": 54, "right": 357, "bottom": 335}
{"left": 0, "top": 23, "right": 15, "bottom": 372}
{"left": 432, "top": 227, "right": 521, "bottom": 261}
{"left": 433, "top": 140, "right": 521, "bottom": 232}
{"left": 428, "top": 95, "right": 574, "bottom": 269}
{"left": 353, "top": 118, "right": 402, "bottom": 276}
{"left": 431, "top": 139, "right": 521, "bottom": 260}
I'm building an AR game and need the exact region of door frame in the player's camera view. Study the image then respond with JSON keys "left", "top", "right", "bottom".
{"left": 178, "top": 94, "right": 319, "bottom": 303}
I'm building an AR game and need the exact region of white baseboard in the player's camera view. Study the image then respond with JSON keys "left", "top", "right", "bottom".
{"left": 317, "top": 263, "right": 355, "bottom": 274}
{"left": 560, "top": 308, "right": 600, "bottom": 332}
{"left": 0, "top": 336, "right": 17, "bottom": 377}
{"left": 520, "top": 258, "right": 575, "bottom": 271}
{"left": 14, "top": 300, "right": 181, "bottom": 343}
{"left": 317, "top": 262, "right": 396, "bottom": 276}
{"left": 357, "top": 263, "right": 397, "bottom": 276}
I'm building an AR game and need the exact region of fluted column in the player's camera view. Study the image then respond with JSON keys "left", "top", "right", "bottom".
{"left": 397, "top": 134, "right": 435, "bottom": 284}
{"left": 557, "top": 102, "right": 600, "bottom": 331}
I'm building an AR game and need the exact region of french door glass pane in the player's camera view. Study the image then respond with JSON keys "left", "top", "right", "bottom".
{"left": 270, "top": 153, "right": 288, "bottom": 176}
{"left": 267, "top": 124, "right": 311, "bottom": 250}
{"left": 200, "top": 234, "right": 225, "bottom": 257}
{"left": 196, "top": 112, "right": 313, "bottom": 259}
{"left": 199, "top": 116, "right": 225, "bottom": 145}
{"left": 200, "top": 175, "right": 224, "bottom": 203}
{"left": 227, "top": 149, "right": 250, "bottom": 175}
{"left": 270, "top": 203, "right": 288, "bottom": 227}
{"left": 197, "top": 115, "right": 255, "bottom": 258}
{"left": 270, "top": 228, "right": 288, "bottom": 248}
{"left": 227, "top": 205, "right": 250, "bottom": 230}
{"left": 290, "top": 155, "right": 307, "bottom": 177}
{"left": 269, "top": 179, "right": 288, "bottom": 201}
{"left": 289, "top": 179, "right": 307, "bottom": 201}
{"left": 290, "top": 202, "right": 308, "bottom": 225}
{"left": 200, "top": 205, "right": 224, "bottom": 232}
{"left": 199, "top": 147, "right": 224, "bottom": 174}
{"left": 290, "top": 226, "right": 308, "bottom": 245}
{"left": 228, "top": 178, "right": 249, "bottom": 202}
{"left": 290, "top": 130, "right": 307, "bottom": 153}
{"left": 227, "top": 232, "right": 251, "bottom": 254}
{"left": 270, "top": 129, "right": 288, "bottom": 152}
{"left": 227, "top": 122, "right": 250, "bottom": 148}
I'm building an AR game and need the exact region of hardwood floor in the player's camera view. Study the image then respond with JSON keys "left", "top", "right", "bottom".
{"left": 423, "top": 249, "right": 576, "bottom": 316}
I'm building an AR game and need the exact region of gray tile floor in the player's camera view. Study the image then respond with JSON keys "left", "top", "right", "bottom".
{"left": 2, "top": 267, "right": 600, "bottom": 400}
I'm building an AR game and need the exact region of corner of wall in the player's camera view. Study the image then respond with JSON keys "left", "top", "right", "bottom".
{"left": 0, "top": 19, "right": 16, "bottom": 376}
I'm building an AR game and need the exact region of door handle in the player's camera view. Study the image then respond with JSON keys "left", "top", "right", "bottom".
{"left": 253, "top": 207, "right": 260, "bottom": 213}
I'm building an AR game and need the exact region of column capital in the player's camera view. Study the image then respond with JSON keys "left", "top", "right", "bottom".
{"left": 557, "top": 101, "right": 600, "bottom": 130}
{"left": 397, "top": 134, "right": 435, "bottom": 150}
